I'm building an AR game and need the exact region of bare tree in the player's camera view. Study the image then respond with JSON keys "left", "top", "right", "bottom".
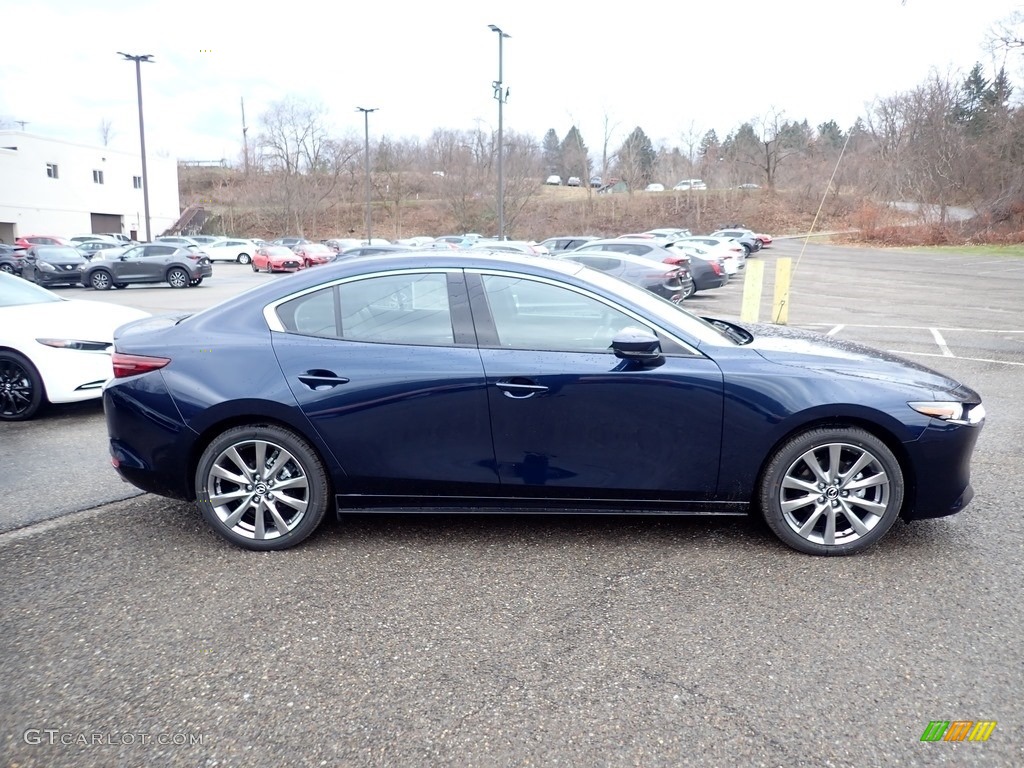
{"left": 99, "top": 119, "right": 114, "bottom": 146}
{"left": 257, "top": 97, "right": 358, "bottom": 234}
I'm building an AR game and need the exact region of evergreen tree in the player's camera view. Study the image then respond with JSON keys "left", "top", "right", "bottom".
{"left": 542, "top": 129, "right": 561, "bottom": 174}
{"left": 560, "top": 125, "right": 591, "bottom": 180}
{"left": 614, "top": 126, "right": 656, "bottom": 188}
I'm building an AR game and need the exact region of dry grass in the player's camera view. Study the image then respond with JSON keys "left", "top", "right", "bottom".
{"left": 180, "top": 167, "right": 1020, "bottom": 243}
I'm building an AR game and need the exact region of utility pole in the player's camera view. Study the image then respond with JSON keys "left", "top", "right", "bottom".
{"left": 241, "top": 97, "right": 249, "bottom": 176}
{"left": 488, "top": 25, "right": 510, "bottom": 239}
{"left": 356, "top": 107, "right": 378, "bottom": 243}
{"left": 118, "top": 52, "right": 154, "bottom": 242}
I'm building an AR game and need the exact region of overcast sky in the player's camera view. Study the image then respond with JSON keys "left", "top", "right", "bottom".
{"left": 3, "top": 0, "right": 1021, "bottom": 161}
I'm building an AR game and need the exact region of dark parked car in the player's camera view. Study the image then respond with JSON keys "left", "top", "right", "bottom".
{"left": 557, "top": 251, "right": 693, "bottom": 302}
{"left": 0, "top": 244, "right": 26, "bottom": 275}
{"left": 570, "top": 239, "right": 727, "bottom": 294}
{"left": 104, "top": 251, "right": 985, "bottom": 556}
{"left": 21, "top": 246, "right": 89, "bottom": 287}
{"left": 75, "top": 240, "right": 124, "bottom": 260}
{"left": 81, "top": 243, "right": 212, "bottom": 290}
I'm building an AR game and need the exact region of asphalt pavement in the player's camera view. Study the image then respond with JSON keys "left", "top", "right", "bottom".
{"left": 1, "top": 243, "right": 1023, "bottom": 767}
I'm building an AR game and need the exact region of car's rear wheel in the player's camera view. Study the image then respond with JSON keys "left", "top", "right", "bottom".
{"left": 194, "top": 424, "right": 330, "bottom": 550}
{"left": 0, "top": 351, "right": 45, "bottom": 421}
{"left": 0, "top": 263, "right": 14, "bottom": 275}
{"left": 90, "top": 270, "right": 113, "bottom": 290}
{"left": 237, "top": 253, "right": 251, "bottom": 264}
{"left": 167, "top": 267, "right": 190, "bottom": 288}
{"left": 759, "top": 427, "right": 904, "bottom": 556}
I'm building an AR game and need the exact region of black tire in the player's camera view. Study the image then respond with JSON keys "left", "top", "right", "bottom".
{"left": 680, "top": 280, "right": 696, "bottom": 300}
{"left": 167, "top": 267, "right": 190, "bottom": 288}
{"left": 0, "top": 263, "right": 14, "bottom": 275}
{"left": 113, "top": 282, "right": 128, "bottom": 289}
{"left": 0, "top": 350, "right": 45, "bottom": 421}
{"left": 189, "top": 277, "right": 203, "bottom": 287}
{"left": 759, "top": 427, "right": 904, "bottom": 556}
{"left": 751, "top": 240, "right": 763, "bottom": 253}
{"left": 251, "top": 261, "right": 259, "bottom": 272}
{"left": 90, "top": 270, "right": 113, "bottom": 290}
{"left": 742, "top": 243, "right": 752, "bottom": 257}
{"left": 194, "top": 424, "right": 330, "bottom": 550}
{"left": 237, "top": 253, "right": 251, "bottom": 265}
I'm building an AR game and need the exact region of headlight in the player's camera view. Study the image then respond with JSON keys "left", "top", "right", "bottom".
{"left": 36, "top": 339, "right": 112, "bottom": 352}
{"left": 37, "top": 261, "right": 57, "bottom": 272}
{"left": 909, "top": 401, "right": 986, "bottom": 425}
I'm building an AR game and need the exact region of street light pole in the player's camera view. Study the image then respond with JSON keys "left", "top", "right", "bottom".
{"left": 488, "top": 25, "right": 510, "bottom": 240}
{"left": 356, "top": 107, "right": 377, "bottom": 244}
{"left": 118, "top": 52, "right": 154, "bottom": 242}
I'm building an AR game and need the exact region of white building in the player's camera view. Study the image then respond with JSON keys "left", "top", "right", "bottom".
{"left": 0, "top": 130, "right": 179, "bottom": 244}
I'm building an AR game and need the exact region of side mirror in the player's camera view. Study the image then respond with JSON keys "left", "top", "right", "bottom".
{"left": 612, "top": 327, "right": 664, "bottom": 367}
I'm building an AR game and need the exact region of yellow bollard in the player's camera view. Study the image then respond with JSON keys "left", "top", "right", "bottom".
{"left": 772, "top": 257, "right": 792, "bottom": 325}
{"left": 740, "top": 260, "right": 764, "bottom": 323}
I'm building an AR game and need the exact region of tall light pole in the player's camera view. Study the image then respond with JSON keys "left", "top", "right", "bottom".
{"left": 118, "top": 52, "right": 154, "bottom": 242}
{"left": 488, "top": 25, "right": 510, "bottom": 239}
{"left": 356, "top": 107, "right": 377, "bottom": 243}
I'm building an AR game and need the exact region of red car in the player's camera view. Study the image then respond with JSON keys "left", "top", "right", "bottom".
{"left": 293, "top": 243, "right": 335, "bottom": 267}
{"left": 14, "top": 235, "right": 69, "bottom": 248}
{"left": 755, "top": 233, "right": 773, "bottom": 248}
{"left": 252, "top": 246, "right": 304, "bottom": 273}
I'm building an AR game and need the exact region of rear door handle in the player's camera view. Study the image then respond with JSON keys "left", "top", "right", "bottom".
{"left": 298, "top": 370, "right": 350, "bottom": 390}
{"left": 495, "top": 379, "right": 549, "bottom": 399}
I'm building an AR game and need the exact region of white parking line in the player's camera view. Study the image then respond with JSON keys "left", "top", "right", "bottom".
{"left": 826, "top": 324, "right": 845, "bottom": 336}
{"left": 803, "top": 324, "right": 1024, "bottom": 333}
{"left": 930, "top": 328, "right": 954, "bottom": 357}
{"left": 889, "top": 350, "right": 1024, "bottom": 366}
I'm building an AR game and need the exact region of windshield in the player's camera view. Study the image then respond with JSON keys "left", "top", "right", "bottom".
{"left": 0, "top": 273, "right": 63, "bottom": 306}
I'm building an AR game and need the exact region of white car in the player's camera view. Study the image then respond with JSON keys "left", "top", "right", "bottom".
{"left": 669, "top": 243, "right": 736, "bottom": 276}
{"left": 670, "top": 237, "right": 746, "bottom": 274}
{"left": 199, "top": 238, "right": 260, "bottom": 264}
{"left": 645, "top": 183, "right": 666, "bottom": 192}
{"left": 0, "top": 273, "right": 149, "bottom": 421}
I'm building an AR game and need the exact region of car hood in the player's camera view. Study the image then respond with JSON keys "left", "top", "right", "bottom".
{"left": 1, "top": 300, "right": 150, "bottom": 342}
{"left": 740, "top": 322, "right": 965, "bottom": 395}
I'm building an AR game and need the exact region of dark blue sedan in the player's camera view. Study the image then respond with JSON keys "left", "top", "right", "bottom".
{"left": 103, "top": 252, "right": 985, "bottom": 555}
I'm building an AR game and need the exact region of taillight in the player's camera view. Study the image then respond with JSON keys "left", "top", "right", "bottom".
{"left": 112, "top": 352, "right": 171, "bottom": 378}
{"left": 710, "top": 262, "right": 723, "bottom": 275}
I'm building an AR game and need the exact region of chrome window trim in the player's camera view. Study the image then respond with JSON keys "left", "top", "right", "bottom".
{"left": 262, "top": 267, "right": 461, "bottom": 333}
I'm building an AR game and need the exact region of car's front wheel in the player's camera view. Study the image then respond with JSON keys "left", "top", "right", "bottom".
{"left": 251, "top": 261, "right": 259, "bottom": 272}
{"left": 0, "top": 263, "right": 14, "bottom": 275}
{"left": 0, "top": 351, "right": 45, "bottom": 421}
{"left": 759, "top": 427, "right": 904, "bottom": 556}
{"left": 194, "top": 424, "right": 330, "bottom": 550}
{"left": 90, "top": 270, "right": 113, "bottom": 290}
{"left": 237, "top": 253, "right": 251, "bottom": 265}
{"left": 167, "top": 267, "right": 190, "bottom": 288}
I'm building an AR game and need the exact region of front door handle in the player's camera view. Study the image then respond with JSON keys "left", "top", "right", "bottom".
{"left": 298, "top": 369, "right": 350, "bottom": 390}
{"left": 495, "top": 379, "right": 549, "bottom": 399}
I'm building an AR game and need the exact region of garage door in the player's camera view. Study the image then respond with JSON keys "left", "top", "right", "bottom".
{"left": 90, "top": 213, "right": 123, "bottom": 234}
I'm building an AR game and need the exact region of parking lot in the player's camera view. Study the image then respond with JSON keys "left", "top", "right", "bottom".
{"left": 2, "top": 240, "right": 1022, "bottom": 766}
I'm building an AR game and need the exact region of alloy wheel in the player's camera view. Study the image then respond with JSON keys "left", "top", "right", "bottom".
{"left": 203, "top": 438, "right": 311, "bottom": 542}
{"left": 778, "top": 442, "right": 891, "bottom": 547}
